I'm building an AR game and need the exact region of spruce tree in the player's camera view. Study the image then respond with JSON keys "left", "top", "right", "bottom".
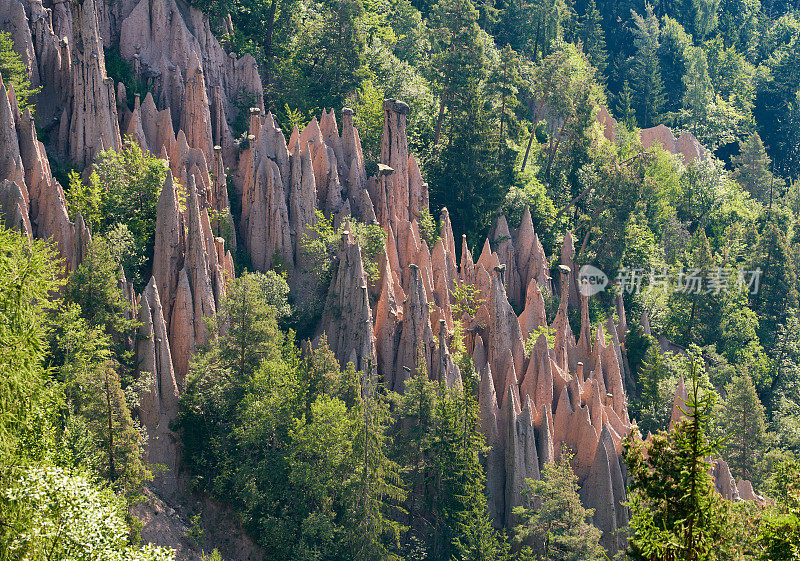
{"left": 733, "top": 132, "right": 776, "bottom": 204}
{"left": 629, "top": 4, "right": 665, "bottom": 128}
{"left": 681, "top": 46, "right": 714, "bottom": 137}
{"left": 577, "top": 0, "right": 607, "bottom": 76}
{"left": 625, "top": 349, "right": 731, "bottom": 561}
{"left": 720, "top": 372, "right": 767, "bottom": 485}
{"left": 750, "top": 210, "right": 799, "bottom": 349}
{"left": 429, "top": 0, "right": 485, "bottom": 149}
{"left": 631, "top": 340, "right": 672, "bottom": 434}
{"left": 431, "top": 387, "right": 508, "bottom": 561}
{"left": 0, "top": 31, "right": 39, "bottom": 113}
{"left": 513, "top": 446, "right": 605, "bottom": 561}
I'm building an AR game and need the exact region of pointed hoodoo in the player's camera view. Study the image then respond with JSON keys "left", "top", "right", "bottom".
{"left": 552, "top": 265, "right": 572, "bottom": 371}
{"left": 395, "top": 263, "right": 435, "bottom": 391}
{"left": 62, "top": 0, "right": 122, "bottom": 166}
{"left": 318, "top": 230, "right": 377, "bottom": 372}
{"left": 0, "top": 179, "right": 31, "bottom": 237}
{"left": 183, "top": 174, "right": 217, "bottom": 346}
{"left": 505, "top": 395, "right": 540, "bottom": 526}
{"left": 670, "top": 375, "right": 689, "bottom": 427}
{"left": 492, "top": 215, "right": 522, "bottom": 309}
{"left": 580, "top": 424, "right": 628, "bottom": 556}
{"left": 486, "top": 266, "right": 525, "bottom": 405}
{"left": 153, "top": 170, "right": 185, "bottom": 324}
{"left": 380, "top": 99, "right": 411, "bottom": 228}
{"left": 136, "top": 279, "right": 180, "bottom": 482}
{"left": 519, "top": 278, "right": 547, "bottom": 340}
{"left": 559, "top": 231, "right": 579, "bottom": 308}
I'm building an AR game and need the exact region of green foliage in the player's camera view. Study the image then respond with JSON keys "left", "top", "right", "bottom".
{"left": 1, "top": 466, "right": 173, "bottom": 561}
{"left": 178, "top": 272, "right": 408, "bottom": 559}
{"left": 629, "top": 339, "right": 676, "bottom": 434}
{"left": 513, "top": 446, "right": 605, "bottom": 561}
{"left": 758, "top": 458, "right": 800, "bottom": 560}
{"left": 391, "top": 375, "right": 508, "bottom": 560}
{"left": 451, "top": 281, "right": 485, "bottom": 319}
{"left": 66, "top": 141, "right": 166, "bottom": 289}
{"left": 353, "top": 79, "right": 385, "bottom": 164}
{"left": 733, "top": 132, "right": 777, "bottom": 204}
{"left": 577, "top": 0, "right": 607, "bottom": 76}
{"left": 0, "top": 31, "right": 39, "bottom": 114}
{"left": 523, "top": 325, "right": 556, "bottom": 354}
{"left": 104, "top": 48, "right": 149, "bottom": 104}
{"left": 66, "top": 236, "right": 137, "bottom": 345}
{"left": 719, "top": 371, "right": 768, "bottom": 485}
{"left": 0, "top": 227, "right": 62, "bottom": 463}
{"left": 50, "top": 302, "right": 149, "bottom": 496}
{"left": 630, "top": 5, "right": 666, "bottom": 128}
{"left": 65, "top": 170, "right": 102, "bottom": 231}
{"left": 418, "top": 207, "right": 441, "bottom": 248}
{"left": 300, "top": 210, "right": 386, "bottom": 285}
{"left": 625, "top": 349, "right": 733, "bottom": 561}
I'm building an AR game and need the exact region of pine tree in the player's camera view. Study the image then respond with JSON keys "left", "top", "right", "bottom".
{"left": 50, "top": 303, "right": 149, "bottom": 496}
{"left": 733, "top": 132, "right": 776, "bottom": 204}
{"left": 720, "top": 372, "right": 767, "bottom": 485}
{"left": 393, "top": 373, "right": 440, "bottom": 546}
{"left": 487, "top": 45, "right": 522, "bottom": 151}
{"left": 577, "top": 0, "right": 607, "bottom": 76}
{"left": 629, "top": 4, "right": 665, "bottom": 128}
{"left": 351, "top": 360, "right": 407, "bottom": 559}
{"left": 513, "top": 446, "right": 605, "bottom": 561}
{"left": 625, "top": 349, "right": 731, "bottom": 561}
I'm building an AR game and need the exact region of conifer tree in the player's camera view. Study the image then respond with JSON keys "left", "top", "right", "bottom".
{"left": 487, "top": 45, "right": 522, "bottom": 150}
{"left": 351, "top": 360, "right": 406, "bottom": 559}
{"left": 615, "top": 79, "right": 637, "bottom": 128}
{"left": 577, "top": 0, "right": 607, "bottom": 76}
{"left": 681, "top": 46, "right": 714, "bottom": 136}
{"left": 513, "top": 446, "right": 605, "bottom": 561}
{"left": 631, "top": 339, "right": 672, "bottom": 434}
{"left": 431, "top": 387, "right": 508, "bottom": 560}
{"left": 629, "top": 4, "right": 665, "bottom": 128}
{"left": 733, "top": 132, "right": 776, "bottom": 204}
{"left": 720, "top": 372, "right": 767, "bottom": 485}
{"left": 429, "top": 0, "right": 485, "bottom": 147}
{"left": 0, "top": 31, "right": 39, "bottom": 113}
{"left": 750, "top": 210, "right": 799, "bottom": 349}
{"left": 625, "top": 349, "right": 730, "bottom": 561}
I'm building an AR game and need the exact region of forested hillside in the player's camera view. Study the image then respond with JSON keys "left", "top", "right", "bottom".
{"left": 0, "top": 0, "right": 799, "bottom": 558}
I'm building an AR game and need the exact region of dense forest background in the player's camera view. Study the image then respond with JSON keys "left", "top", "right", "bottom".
{"left": 1, "top": 0, "right": 800, "bottom": 557}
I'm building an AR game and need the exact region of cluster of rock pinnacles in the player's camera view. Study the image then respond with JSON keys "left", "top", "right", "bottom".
{"left": 0, "top": 0, "right": 761, "bottom": 554}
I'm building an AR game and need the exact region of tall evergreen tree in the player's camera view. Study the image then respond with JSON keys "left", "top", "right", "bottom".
{"left": 625, "top": 349, "right": 731, "bottom": 561}
{"left": 513, "top": 447, "right": 605, "bottom": 561}
{"left": 629, "top": 4, "right": 665, "bottom": 128}
{"left": 750, "top": 209, "right": 799, "bottom": 349}
{"left": 681, "top": 46, "right": 714, "bottom": 136}
{"left": 577, "top": 0, "right": 607, "bottom": 76}
{"left": 0, "top": 31, "right": 39, "bottom": 113}
{"left": 720, "top": 372, "right": 767, "bottom": 485}
{"left": 733, "top": 132, "right": 777, "bottom": 204}
{"left": 430, "top": 388, "right": 508, "bottom": 561}
{"left": 429, "top": 0, "right": 486, "bottom": 150}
